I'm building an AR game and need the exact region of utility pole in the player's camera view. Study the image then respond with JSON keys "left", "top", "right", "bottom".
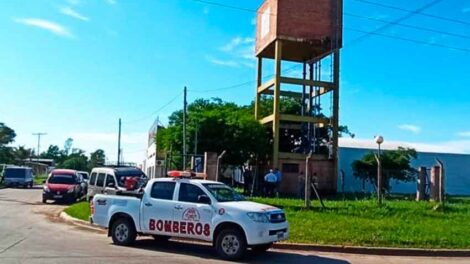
{"left": 183, "top": 86, "right": 187, "bottom": 170}
{"left": 32, "top": 133, "right": 47, "bottom": 158}
{"left": 117, "top": 118, "right": 122, "bottom": 166}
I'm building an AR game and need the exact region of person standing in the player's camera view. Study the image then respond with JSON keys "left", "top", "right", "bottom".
{"left": 242, "top": 167, "right": 253, "bottom": 196}
{"left": 264, "top": 169, "right": 277, "bottom": 197}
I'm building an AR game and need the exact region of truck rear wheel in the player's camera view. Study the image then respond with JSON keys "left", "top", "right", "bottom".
{"left": 111, "top": 218, "right": 136, "bottom": 246}
{"left": 215, "top": 228, "right": 247, "bottom": 260}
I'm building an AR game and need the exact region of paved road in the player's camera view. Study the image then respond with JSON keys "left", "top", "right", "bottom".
{"left": 0, "top": 187, "right": 468, "bottom": 264}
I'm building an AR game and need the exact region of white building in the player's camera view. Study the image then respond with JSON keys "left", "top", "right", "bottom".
{"left": 143, "top": 119, "right": 164, "bottom": 179}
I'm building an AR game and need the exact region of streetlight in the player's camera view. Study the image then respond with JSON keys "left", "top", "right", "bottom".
{"left": 374, "top": 135, "right": 384, "bottom": 204}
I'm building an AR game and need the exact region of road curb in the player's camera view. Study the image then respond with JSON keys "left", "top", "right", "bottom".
{"left": 59, "top": 212, "right": 106, "bottom": 233}
{"left": 60, "top": 211, "right": 470, "bottom": 257}
{"left": 273, "top": 243, "right": 470, "bottom": 257}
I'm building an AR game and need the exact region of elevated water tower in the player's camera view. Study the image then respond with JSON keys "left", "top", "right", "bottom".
{"left": 254, "top": 0, "right": 343, "bottom": 194}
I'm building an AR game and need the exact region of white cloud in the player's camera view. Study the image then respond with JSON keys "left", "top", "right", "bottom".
{"left": 13, "top": 18, "right": 74, "bottom": 38}
{"left": 339, "top": 137, "right": 470, "bottom": 154}
{"left": 105, "top": 0, "right": 116, "bottom": 5}
{"left": 210, "top": 36, "right": 255, "bottom": 69}
{"left": 60, "top": 7, "right": 89, "bottom": 21}
{"left": 398, "top": 124, "right": 421, "bottom": 134}
{"left": 457, "top": 131, "right": 470, "bottom": 137}
{"left": 220, "top": 37, "right": 254, "bottom": 52}
{"left": 206, "top": 55, "right": 239, "bottom": 68}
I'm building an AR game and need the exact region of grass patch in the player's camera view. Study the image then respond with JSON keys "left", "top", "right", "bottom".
{"left": 64, "top": 194, "right": 470, "bottom": 249}
{"left": 34, "top": 174, "right": 48, "bottom": 185}
{"left": 64, "top": 201, "right": 90, "bottom": 222}
{"left": 252, "top": 196, "right": 470, "bottom": 249}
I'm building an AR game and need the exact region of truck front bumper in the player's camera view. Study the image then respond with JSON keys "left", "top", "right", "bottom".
{"left": 244, "top": 221, "right": 289, "bottom": 246}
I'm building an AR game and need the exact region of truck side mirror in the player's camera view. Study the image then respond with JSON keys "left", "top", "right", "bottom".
{"left": 107, "top": 182, "right": 116, "bottom": 188}
{"left": 197, "top": 195, "right": 211, "bottom": 205}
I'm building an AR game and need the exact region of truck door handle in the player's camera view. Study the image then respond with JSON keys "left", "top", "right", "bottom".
{"left": 174, "top": 205, "right": 183, "bottom": 210}
{"left": 144, "top": 203, "right": 152, "bottom": 207}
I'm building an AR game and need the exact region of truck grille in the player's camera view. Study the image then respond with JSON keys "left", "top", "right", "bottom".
{"left": 269, "top": 212, "right": 286, "bottom": 223}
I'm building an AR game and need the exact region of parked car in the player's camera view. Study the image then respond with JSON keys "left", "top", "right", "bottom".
{"left": 3, "top": 167, "right": 34, "bottom": 188}
{"left": 42, "top": 169, "right": 84, "bottom": 203}
{"left": 77, "top": 171, "right": 90, "bottom": 182}
{"left": 91, "top": 174, "right": 288, "bottom": 260}
{"left": 87, "top": 167, "right": 147, "bottom": 200}
{"left": 77, "top": 171, "right": 89, "bottom": 196}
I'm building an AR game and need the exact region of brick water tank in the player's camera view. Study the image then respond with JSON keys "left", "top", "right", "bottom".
{"left": 256, "top": 0, "right": 343, "bottom": 62}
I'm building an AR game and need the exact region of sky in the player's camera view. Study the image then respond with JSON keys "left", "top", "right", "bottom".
{"left": 1, "top": 0, "right": 470, "bottom": 163}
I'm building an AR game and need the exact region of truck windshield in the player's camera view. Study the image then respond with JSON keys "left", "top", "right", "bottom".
{"left": 202, "top": 184, "right": 245, "bottom": 202}
{"left": 48, "top": 175, "right": 76, "bottom": 184}
{"left": 4, "top": 169, "right": 27, "bottom": 178}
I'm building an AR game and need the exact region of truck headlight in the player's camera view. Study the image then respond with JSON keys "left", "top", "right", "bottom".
{"left": 67, "top": 188, "right": 74, "bottom": 193}
{"left": 247, "top": 212, "right": 269, "bottom": 223}
{"left": 43, "top": 186, "right": 50, "bottom": 192}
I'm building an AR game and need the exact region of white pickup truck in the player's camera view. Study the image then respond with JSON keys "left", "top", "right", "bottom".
{"left": 91, "top": 177, "right": 289, "bottom": 260}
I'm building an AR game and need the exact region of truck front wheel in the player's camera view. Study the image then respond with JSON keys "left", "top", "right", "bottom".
{"left": 111, "top": 218, "right": 136, "bottom": 246}
{"left": 215, "top": 229, "right": 247, "bottom": 260}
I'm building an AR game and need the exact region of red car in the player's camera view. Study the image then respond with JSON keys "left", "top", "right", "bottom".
{"left": 42, "top": 169, "right": 83, "bottom": 203}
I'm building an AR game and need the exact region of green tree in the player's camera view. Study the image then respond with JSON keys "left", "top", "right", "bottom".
{"left": 40, "top": 145, "right": 66, "bottom": 163}
{"left": 352, "top": 147, "right": 418, "bottom": 192}
{"left": 13, "top": 146, "right": 32, "bottom": 161}
{"left": 57, "top": 149, "right": 89, "bottom": 171}
{"left": 89, "top": 149, "right": 106, "bottom": 170}
{"left": 60, "top": 156, "right": 89, "bottom": 171}
{"left": 157, "top": 98, "right": 270, "bottom": 167}
{"left": 0, "top": 123, "right": 16, "bottom": 146}
{"left": 0, "top": 123, "right": 16, "bottom": 164}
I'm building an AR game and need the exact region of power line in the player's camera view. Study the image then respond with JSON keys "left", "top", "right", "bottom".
{"left": 353, "top": 0, "right": 470, "bottom": 27}
{"left": 345, "top": 12, "right": 470, "bottom": 40}
{"left": 124, "top": 91, "right": 183, "bottom": 124}
{"left": 190, "top": 0, "right": 469, "bottom": 54}
{"left": 189, "top": 64, "right": 301, "bottom": 93}
{"left": 186, "top": 0, "right": 470, "bottom": 95}
{"left": 348, "top": 0, "right": 444, "bottom": 45}
{"left": 191, "top": 0, "right": 260, "bottom": 14}
{"left": 345, "top": 27, "right": 470, "bottom": 53}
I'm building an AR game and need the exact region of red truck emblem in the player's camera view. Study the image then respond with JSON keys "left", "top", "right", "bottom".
{"left": 183, "top": 208, "right": 200, "bottom": 222}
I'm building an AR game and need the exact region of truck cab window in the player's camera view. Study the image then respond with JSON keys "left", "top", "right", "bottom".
{"left": 178, "top": 183, "right": 206, "bottom": 203}
{"left": 150, "top": 182, "right": 176, "bottom": 200}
